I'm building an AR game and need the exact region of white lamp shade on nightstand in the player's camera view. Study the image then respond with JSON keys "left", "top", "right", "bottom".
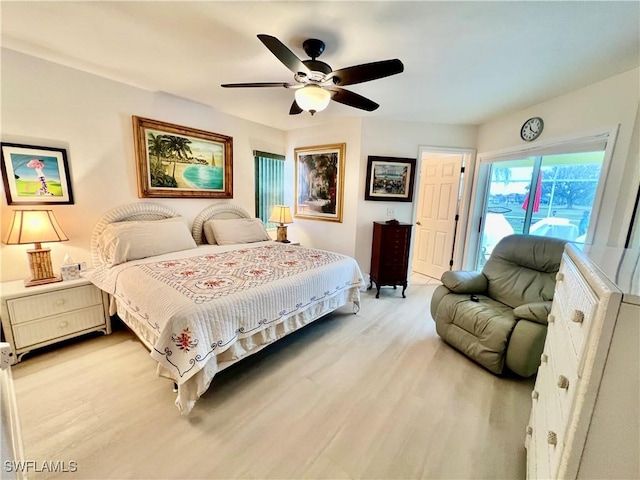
{"left": 268, "top": 205, "right": 293, "bottom": 225}
{"left": 268, "top": 205, "right": 293, "bottom": 243}
{"left": 3, "top": 210, "right": 69, "bottom": 287}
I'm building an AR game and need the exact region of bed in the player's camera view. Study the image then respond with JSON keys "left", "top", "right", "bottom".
{"left": 85, "top": 202, "right": 364, "bottom": 414}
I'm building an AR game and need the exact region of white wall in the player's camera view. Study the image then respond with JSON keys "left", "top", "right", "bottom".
{"left": 356, "top": 119, "right": 477, "bottom": 273}
{"left": 0, "top": 49, "right": 286, "bottom": 282}
{"left": 285, "top": 118, "right": 478, "bottom": 275}
{"left": 285, "top": 119, "right": 363, "bottom": 260}
{"left": 476, "top": 68, "right": 640, "bottom": 248}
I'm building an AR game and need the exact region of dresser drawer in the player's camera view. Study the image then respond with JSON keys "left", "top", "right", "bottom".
{"left": 7, "top": 285, "right": 102, "bottom": 324}
{"left": 531, "top": 379, "right": 552, "bottom": 480}
{"left": 12, "top": 305, "right": 106, "bottom": 348}
{"left": 525, "top": 402, "right": 538, "bottom": 479}
{"left": 555, "top": 255, "right": 598, "bottom": 362}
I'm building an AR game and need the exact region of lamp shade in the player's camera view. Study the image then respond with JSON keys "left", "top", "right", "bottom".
{"left": 268, "top": 205, "right": 293, "bottom": 225}
{"left": 294, "top": 85, "right": 331, "bottom": 114}
{"left": 4, "top": 210, "right": 69, "bottom": 246}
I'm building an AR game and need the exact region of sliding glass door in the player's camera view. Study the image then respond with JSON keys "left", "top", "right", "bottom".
{"left": 477, "top": 151, "right": 605, "bottom": 267}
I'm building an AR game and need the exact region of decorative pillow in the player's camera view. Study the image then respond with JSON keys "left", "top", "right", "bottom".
{"left": 207, "top": 218, "right": 271, "bottom": 245}
{"left": 97, "top": 217, "right": 196, "bottom": 267}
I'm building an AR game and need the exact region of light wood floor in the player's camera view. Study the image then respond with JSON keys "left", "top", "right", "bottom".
{"left": 12, "top": 274, "right": 534, "bottom": 479}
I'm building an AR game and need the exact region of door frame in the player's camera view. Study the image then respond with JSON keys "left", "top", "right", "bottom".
{"left": 410, "top": 146, "right": 477, "bottom": 274}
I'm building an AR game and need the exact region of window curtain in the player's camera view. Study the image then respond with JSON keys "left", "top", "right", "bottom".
{"left": 254, "top": 151, "right": 285, "bottom": 228}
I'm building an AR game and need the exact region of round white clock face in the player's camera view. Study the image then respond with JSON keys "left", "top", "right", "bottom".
{"left": 521, "top": 117, "right": 544, "bottom": 141}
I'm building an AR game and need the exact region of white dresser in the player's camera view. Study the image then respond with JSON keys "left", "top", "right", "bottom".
{"left": 525, "top": 244, "right": 639, "bottom": 479}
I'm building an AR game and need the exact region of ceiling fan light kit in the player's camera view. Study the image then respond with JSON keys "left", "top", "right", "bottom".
{"left": 295, "top": 85, "right": 331, "bottom": 114}
{"left": 221, "top": 34, "right": 404, "bottom": 116}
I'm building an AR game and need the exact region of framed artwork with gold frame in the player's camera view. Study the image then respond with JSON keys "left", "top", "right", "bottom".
{"left": 294, "top": 143, "right": 345, "bottom": 223}
{"left": 133, "top": 116, "right": 233, "bottom": 198}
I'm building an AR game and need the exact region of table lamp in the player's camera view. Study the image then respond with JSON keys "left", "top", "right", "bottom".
{"left": 3, "top": 210, "right": 69, "bottom": 286}
{"left": 268, "top": 205, "right": 293, "bottom": 243}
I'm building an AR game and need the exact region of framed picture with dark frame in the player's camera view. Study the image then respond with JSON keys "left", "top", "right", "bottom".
{"left": 294, "top": 143, "right": 346, "bottom": 223}
{"left": 1, "top": 142, "right": 74, "bottom": 205}
{"left": 133, "top": 116, "right": 233, "bottom": 199}
{"left": 364, "top": 156, "right": 416, "bottom": 202}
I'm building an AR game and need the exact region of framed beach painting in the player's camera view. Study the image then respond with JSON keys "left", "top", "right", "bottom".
{"left": 364, "top": 156, "right": 416, "bottom": 202}
{"left": 133, "top": 116, "right": 233, "bottom": 198}
{"left": 1, "top": 143, "right": 74, "bottom": 205}
{"left": 294, "top": 143, "right": 345, "bottom": 223}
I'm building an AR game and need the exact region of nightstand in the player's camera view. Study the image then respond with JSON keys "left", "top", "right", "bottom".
{"left": 0, "top": 278, "right": 111, "bottom": 364}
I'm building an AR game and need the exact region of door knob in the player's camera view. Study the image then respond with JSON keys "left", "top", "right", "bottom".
{"left": 416, "top": 221, "right": 422, "bottom": 225}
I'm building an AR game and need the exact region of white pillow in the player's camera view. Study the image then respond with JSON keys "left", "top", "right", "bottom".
{"left": 207, "top": 218, "right": 271, "bottom": 245}
{"left": 203, "top": 219, "right": 218, "bottom": 245}
{"left": 97, "top": 217, "right": 196, "bottom": 267}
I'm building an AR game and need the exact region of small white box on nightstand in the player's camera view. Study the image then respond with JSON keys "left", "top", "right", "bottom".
{"left": 61, "top": 263, "right": 81, "bottom": 281}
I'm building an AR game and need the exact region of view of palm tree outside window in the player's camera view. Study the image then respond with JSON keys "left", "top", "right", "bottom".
{"left": 477, "top": 151, "right": 605, "bottom": 268}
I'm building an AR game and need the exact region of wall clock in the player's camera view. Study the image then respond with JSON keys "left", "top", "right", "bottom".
{"left": 520, "top": 117, "right": 544, "bottom": 142}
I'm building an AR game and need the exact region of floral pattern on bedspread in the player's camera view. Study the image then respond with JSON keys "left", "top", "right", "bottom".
{"left": 137, "top": 243, "right": 343, "bottom": 303}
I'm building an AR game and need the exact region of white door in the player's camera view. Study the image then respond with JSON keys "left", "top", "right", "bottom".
{"left": 412, "top": 153, "right": 463, "bottom": 279}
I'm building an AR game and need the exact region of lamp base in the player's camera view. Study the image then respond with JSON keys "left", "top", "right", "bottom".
{"left": 25, "top": 276, "right": 63, "bottom": 287}
{"left": 275, "top": 225, "right": 290, "bottom": 243}
{"left": 25, "top": 246, "right": 61, "bottom": 287}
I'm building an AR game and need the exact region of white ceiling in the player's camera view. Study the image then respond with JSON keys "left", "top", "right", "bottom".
{"left": 2, "top": 1, "right": 639, "bottom": 131}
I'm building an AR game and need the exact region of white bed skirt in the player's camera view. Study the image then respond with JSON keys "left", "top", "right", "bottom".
{"left": 113, "top": 286, "right": 360, "bottom": 414}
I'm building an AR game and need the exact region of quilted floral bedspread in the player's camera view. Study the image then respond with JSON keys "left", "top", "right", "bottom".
{"left": 87, "top": 242, "right": 364, "bottom": 388}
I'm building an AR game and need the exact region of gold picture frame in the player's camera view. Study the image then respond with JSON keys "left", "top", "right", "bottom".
{"left": 133, "top": 116, "right": 233, "bottom": 198}
{"left": 294, "top": 143, "right": 345, "bottom": 223}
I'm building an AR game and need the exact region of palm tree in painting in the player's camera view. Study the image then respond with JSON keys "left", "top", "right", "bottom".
{"left": 163, "top": 135, "right": 193, "bottom": 179}
{"left": 147, "top": 133, "right": 177, "bottom": 188}
{"left": 147, "top": 133, "right": 167, "bottom": 172}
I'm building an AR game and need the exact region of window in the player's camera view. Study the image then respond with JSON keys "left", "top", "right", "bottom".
{"left": 254, "top": 151, "right": 285, "bottom": 228}
{"left": 477, "top": 151, "right": 605, "bottom": 267}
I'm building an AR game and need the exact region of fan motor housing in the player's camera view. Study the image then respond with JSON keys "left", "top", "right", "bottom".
{"left": 302, "top": 59, "right": 332, "bottom": 75}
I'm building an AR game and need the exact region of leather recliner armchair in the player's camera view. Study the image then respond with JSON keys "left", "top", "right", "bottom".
{"left": 430, "top": 234, "right": 567, "bottom": 377}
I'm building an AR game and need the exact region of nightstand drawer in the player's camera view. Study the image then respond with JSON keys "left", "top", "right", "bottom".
{"left": 12, "top": 305, "right": 106, "bottom": 349}
{"left": 7, "top": 285, "right": 102, "bottom": 324}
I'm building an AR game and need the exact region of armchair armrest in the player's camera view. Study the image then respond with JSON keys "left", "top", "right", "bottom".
{"left": 441, "top": 270, "right": 488, "bottom": 294}
{"left": 513, "top": 301, "right": 553, "bottom": 325}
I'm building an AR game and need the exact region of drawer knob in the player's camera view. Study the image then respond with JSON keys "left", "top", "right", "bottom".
{"left": 557, "top": 375, "right": 570, "bottom": 389}
{"left": 547, "top": 314, "right": 556, "bottom": 324}
{"left": 526, "top": 426, "right": 533, "bottom": 436}
{"left": 59, "top": 320, "right": 69, "bottom": 328}
{"left": 556, "top": 272, "right": 564, "bottom": 282}
{"left": 547, "top": 431, "right": 558, "bottom": 446}
{"left": 541, "top": 353, "right": 549, "bottom": 364}
{"left": 532, "top": 390, "right": 539, "bottom": 400}
{"left": 55, "top": 299, "right": 66, "bottom": 306}
{"left": 571, "top": 310, "right": 585, "bottom": 324}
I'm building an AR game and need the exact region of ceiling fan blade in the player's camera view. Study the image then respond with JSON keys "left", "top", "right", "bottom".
{"left": 221, "top": 82, "right": 292, "bottom": 88}
{"left": 330, "top": 59, "right": 404, "bottom": 86}
{"left": 327, "top": 87, "right": 379, "bottom": 111}
{"left": 257, "top": 34, "right": 311, "bottom": 76}
{"left": 289, "top": 100, "right": 303, "bottom": 115}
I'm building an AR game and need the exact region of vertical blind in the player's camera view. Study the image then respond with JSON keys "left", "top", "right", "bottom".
{"left": 254, "top": 151, "right": 285, "bottom": 228}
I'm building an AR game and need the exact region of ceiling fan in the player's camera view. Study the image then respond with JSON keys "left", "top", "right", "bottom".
{"left": 221, "top": 34, "right": 404, "bottom": 115}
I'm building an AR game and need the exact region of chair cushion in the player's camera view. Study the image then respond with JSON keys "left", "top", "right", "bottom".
{"left": 434, "top": 293, "right": 517, "bottom": 374}
{"left": 482, "top": 235, "right": 567, "bottom": 308}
